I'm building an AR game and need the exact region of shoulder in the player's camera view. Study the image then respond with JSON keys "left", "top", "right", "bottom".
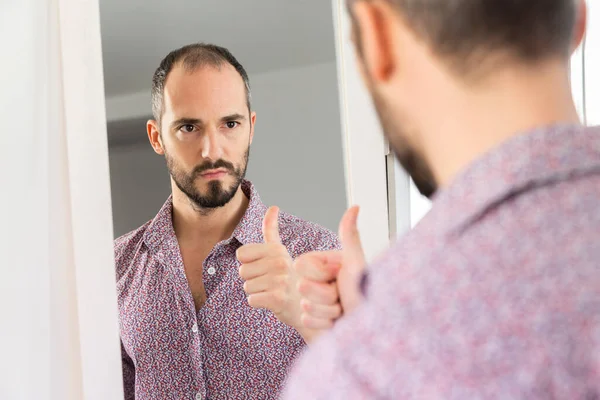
{"left": 114, "top": 222, "right": 150, "bottom": 258}
{"left": 282, "top": 297, "right": 401, "bottom": 399}
{"left": 113, "top": 221, "right": 151, "bottom": 279}
{"left": 277, "top": 211, "right": 341, "bottom": 255}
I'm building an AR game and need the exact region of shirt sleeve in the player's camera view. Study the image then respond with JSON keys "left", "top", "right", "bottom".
{"left": 311, "top": 228, "right": 342, "bottom": 252}
{"left": 281, "top": 254, "right": 456, "bottom": 400}
{"left": 281, "top": 301, "right": 389, "bottom": 400}
{"left": 121, "top": 341, "right": 135, "bottom": 400}
{"left": 283, "top": 239, "right": 600, "bottom": 400}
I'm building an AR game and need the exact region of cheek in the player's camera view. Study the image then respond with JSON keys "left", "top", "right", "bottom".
{"left": 224, "top": 137, "right": 250, "bottom": 157}
{"left": 165, "top": 144, "right": 199, "bottom": 171}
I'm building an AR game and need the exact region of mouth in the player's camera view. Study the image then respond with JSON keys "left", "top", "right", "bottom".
{"left": 199, "top": 169, "right": 228, "bottom": 180}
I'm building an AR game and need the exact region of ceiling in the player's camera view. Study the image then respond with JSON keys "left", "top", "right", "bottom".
{"left": 99, "top": 0, "right": 337, "bottom": 97}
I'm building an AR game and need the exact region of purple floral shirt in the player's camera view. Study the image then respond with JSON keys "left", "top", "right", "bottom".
{"left": 115, "top": 180, "right": 340, "bottom": 400}
{"left": 283, "top": 124, "right": 600, "bottom": 399}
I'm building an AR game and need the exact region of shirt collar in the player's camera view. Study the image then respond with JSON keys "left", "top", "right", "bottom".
{"left": 143, "top": 193, "right": 176, "bottom": 253}
{"left": 426, "top": 124, "right": 600, "bottom": 236}
{"left": 231, "top": 180, "right": 268, "bottom": 245}
{"left": 143, "top": 179, "right": 267, "bottom": 252}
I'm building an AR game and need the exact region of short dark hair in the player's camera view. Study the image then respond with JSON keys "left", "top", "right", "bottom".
{"left": 151, "top": 43, "right": 251, "bottom": 123}
{"left": 351, "top": 0, "right": 577, "bottom": 76}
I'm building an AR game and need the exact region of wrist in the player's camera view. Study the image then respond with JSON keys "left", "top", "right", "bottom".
{"left": 296, "top": 325, "right": 321, "bottom": 345}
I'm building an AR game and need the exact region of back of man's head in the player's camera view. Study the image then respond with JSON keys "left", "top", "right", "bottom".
{"left": 351, "top": 0, "right": 579, "bottom": 78}
{"left": 347, "top": 0, "right": 585, "bottom": 197}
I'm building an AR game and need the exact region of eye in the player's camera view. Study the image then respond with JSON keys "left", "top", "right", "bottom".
{"left": 225, "top": 121, "right": 239, "bottom": 129}
{"left": 179, "top": 124, "right": 196, "bottom": 133}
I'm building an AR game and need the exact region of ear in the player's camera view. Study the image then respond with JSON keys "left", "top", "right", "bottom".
{"left": 572, "top": 0, "right": 587, "bottom": 53}
{"left": 350, "top": 0, "right": 396, "bottom": 84}
{"left": 249, "top": 111, "right": 257, "bottom": 145}
{"left": 147, "top": 119, "right": 165, "bottom": 155}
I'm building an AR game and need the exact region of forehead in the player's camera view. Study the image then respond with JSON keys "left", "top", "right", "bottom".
{"left": 162, "top": 63, "right": 247, "bottom": 119}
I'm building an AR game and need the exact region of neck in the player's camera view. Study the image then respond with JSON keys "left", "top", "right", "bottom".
{"left": 171, "top": 182, "right": 249, "bottom": 244}
{"left": 420, "top": 59, "right": 581, "bottom": 189}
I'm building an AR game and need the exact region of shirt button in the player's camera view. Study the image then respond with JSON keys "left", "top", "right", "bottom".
{"left": 195, "top": 393, "right": 202, "bottom": 400}
{"left": 207, "top": 267, "right": 216, "bottom": 275}
{"left": 192, "top": 323, "right": 199, "bottom": 333}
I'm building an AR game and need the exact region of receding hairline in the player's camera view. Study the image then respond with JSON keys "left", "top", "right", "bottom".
{"left": 151, "top": 43, "right": 252, "bottom": 124}
{"left": 178, "top": 48, "right": 233, "bottom": 72}
{"left": 165, "top": 59, "right": 241, "bottom": 87}
{"left": 162, "top": 61, "right": 248, "bottom": 106}
{"left": 156, "top": 62, "right": 252, "bottom": 133}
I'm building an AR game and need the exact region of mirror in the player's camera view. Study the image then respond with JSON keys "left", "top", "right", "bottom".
{"left": 99, "top": 1, "right": 347, "bottom": 399}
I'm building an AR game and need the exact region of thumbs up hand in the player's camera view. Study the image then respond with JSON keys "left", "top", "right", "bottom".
{"left": 237, "top": 206, "right": 314, "bottom": 340}
{"left": 294, "top": 206, "right": 365, "bottom": 334}
{"left": 336, "top": 206, "right": 366, "bottom": 312}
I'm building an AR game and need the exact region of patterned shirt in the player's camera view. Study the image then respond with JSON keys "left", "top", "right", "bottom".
{"left": 283, "top": 124, "right": 600, "bottom": 399}
{"left": 115, "top": 180, "right": 340, "bottom": 400}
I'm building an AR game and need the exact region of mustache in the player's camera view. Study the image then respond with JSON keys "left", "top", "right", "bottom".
{"left": 191, "top": 159, "right": 236, "bottom": 177}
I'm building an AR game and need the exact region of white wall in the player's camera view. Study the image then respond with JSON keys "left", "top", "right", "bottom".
{"left": 247, "top": 62, "right": 347, "bottom": 232}
{"left": 108, "top": 61, "right": 347, "bottom": 237}
{"left": 109, "top": 144, "right": 171, "bottom": 237}
{"left": 1, "top": 0, "right": 123, "bottom": 398}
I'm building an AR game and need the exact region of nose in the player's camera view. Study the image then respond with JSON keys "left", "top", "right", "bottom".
{"left": 200, "top": 128, "right": 223, "bottom": 160}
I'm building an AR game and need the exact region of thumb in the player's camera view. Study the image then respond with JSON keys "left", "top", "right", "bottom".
{"left": 262, "top": 206, "right": 281, "bottom": 244}
{"left": 337, "top": 205, "right": 366, "bottom": 313}
{"left": 338, "top": 206, "right": 365, "bottom": 266}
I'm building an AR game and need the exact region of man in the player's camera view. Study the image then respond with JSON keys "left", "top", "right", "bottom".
{"left": 284, "top": 0, "right": 600, "bottom": 398}
{"left": 114, "top": 43, "right": 340, "bottom": 400}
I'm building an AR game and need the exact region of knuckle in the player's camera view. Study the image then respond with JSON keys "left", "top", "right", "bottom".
{"left": 329, "top": 283, "right": 340, "bottom": 298}
{"left": 276, "top": 257, "right": 289, "bottom": 270}
{"left": 333, "top": 308, "right": 342, "bottom": 319}
{"left": 296, "top": 279, "right": 308, "bottom": 295}
{"left": 268, "top": 243, "right": 284, "bottom": 255}
{"left": 276, "top": 276, "right": 288, "bottom": 290}
{"left": 273, "top": 292, "right": 286, "bottom": 307}
{"left": 292, "top": 258, "right": 304, "bottom": 273}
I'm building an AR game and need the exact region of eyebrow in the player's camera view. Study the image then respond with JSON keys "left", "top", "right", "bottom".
{"left": 171, "top": 118, "right": 202, "bottom": 130}
{"left": 170, "top": 114, "right": 247, "bottom": 130}
{"left": 221, "top": 113, "right": 247, "bottom": 123}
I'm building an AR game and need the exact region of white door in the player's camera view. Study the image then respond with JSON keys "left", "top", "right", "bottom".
{"left": 582, "top": 0, "right": 599, "bottom": 125}
{"left": 331, "top": 0, "right": 391, "bottom": 261}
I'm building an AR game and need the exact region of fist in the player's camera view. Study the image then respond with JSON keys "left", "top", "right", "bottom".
{"left": 294, "top": 206, "right": 365, "bottom": 336}
{"left": 237, "top": 206, "right": 304, "bottom": 333}
{"left": 294, "top": 250, "right": 343, "bottom": 330}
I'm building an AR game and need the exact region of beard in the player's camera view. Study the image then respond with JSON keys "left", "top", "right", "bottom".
{"left": 165, "top": 148, "right": 249, "bottom": 210}
{"left": 369, "top": 84, "right": 438, "bottom": 199}
{"left": 351, "top": 18, "right": 437, "bottom": 199}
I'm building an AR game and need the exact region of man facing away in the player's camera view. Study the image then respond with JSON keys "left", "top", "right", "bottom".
{"left": 284, "top": 0, "right": 600, "bottom": 399}
{"left": 114, "top": 43, "right": 340, "bottom": 400}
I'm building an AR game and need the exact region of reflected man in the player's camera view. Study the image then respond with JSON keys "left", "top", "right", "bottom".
{"left": 114, "top": 43, "right": 340, "bottom": 400}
